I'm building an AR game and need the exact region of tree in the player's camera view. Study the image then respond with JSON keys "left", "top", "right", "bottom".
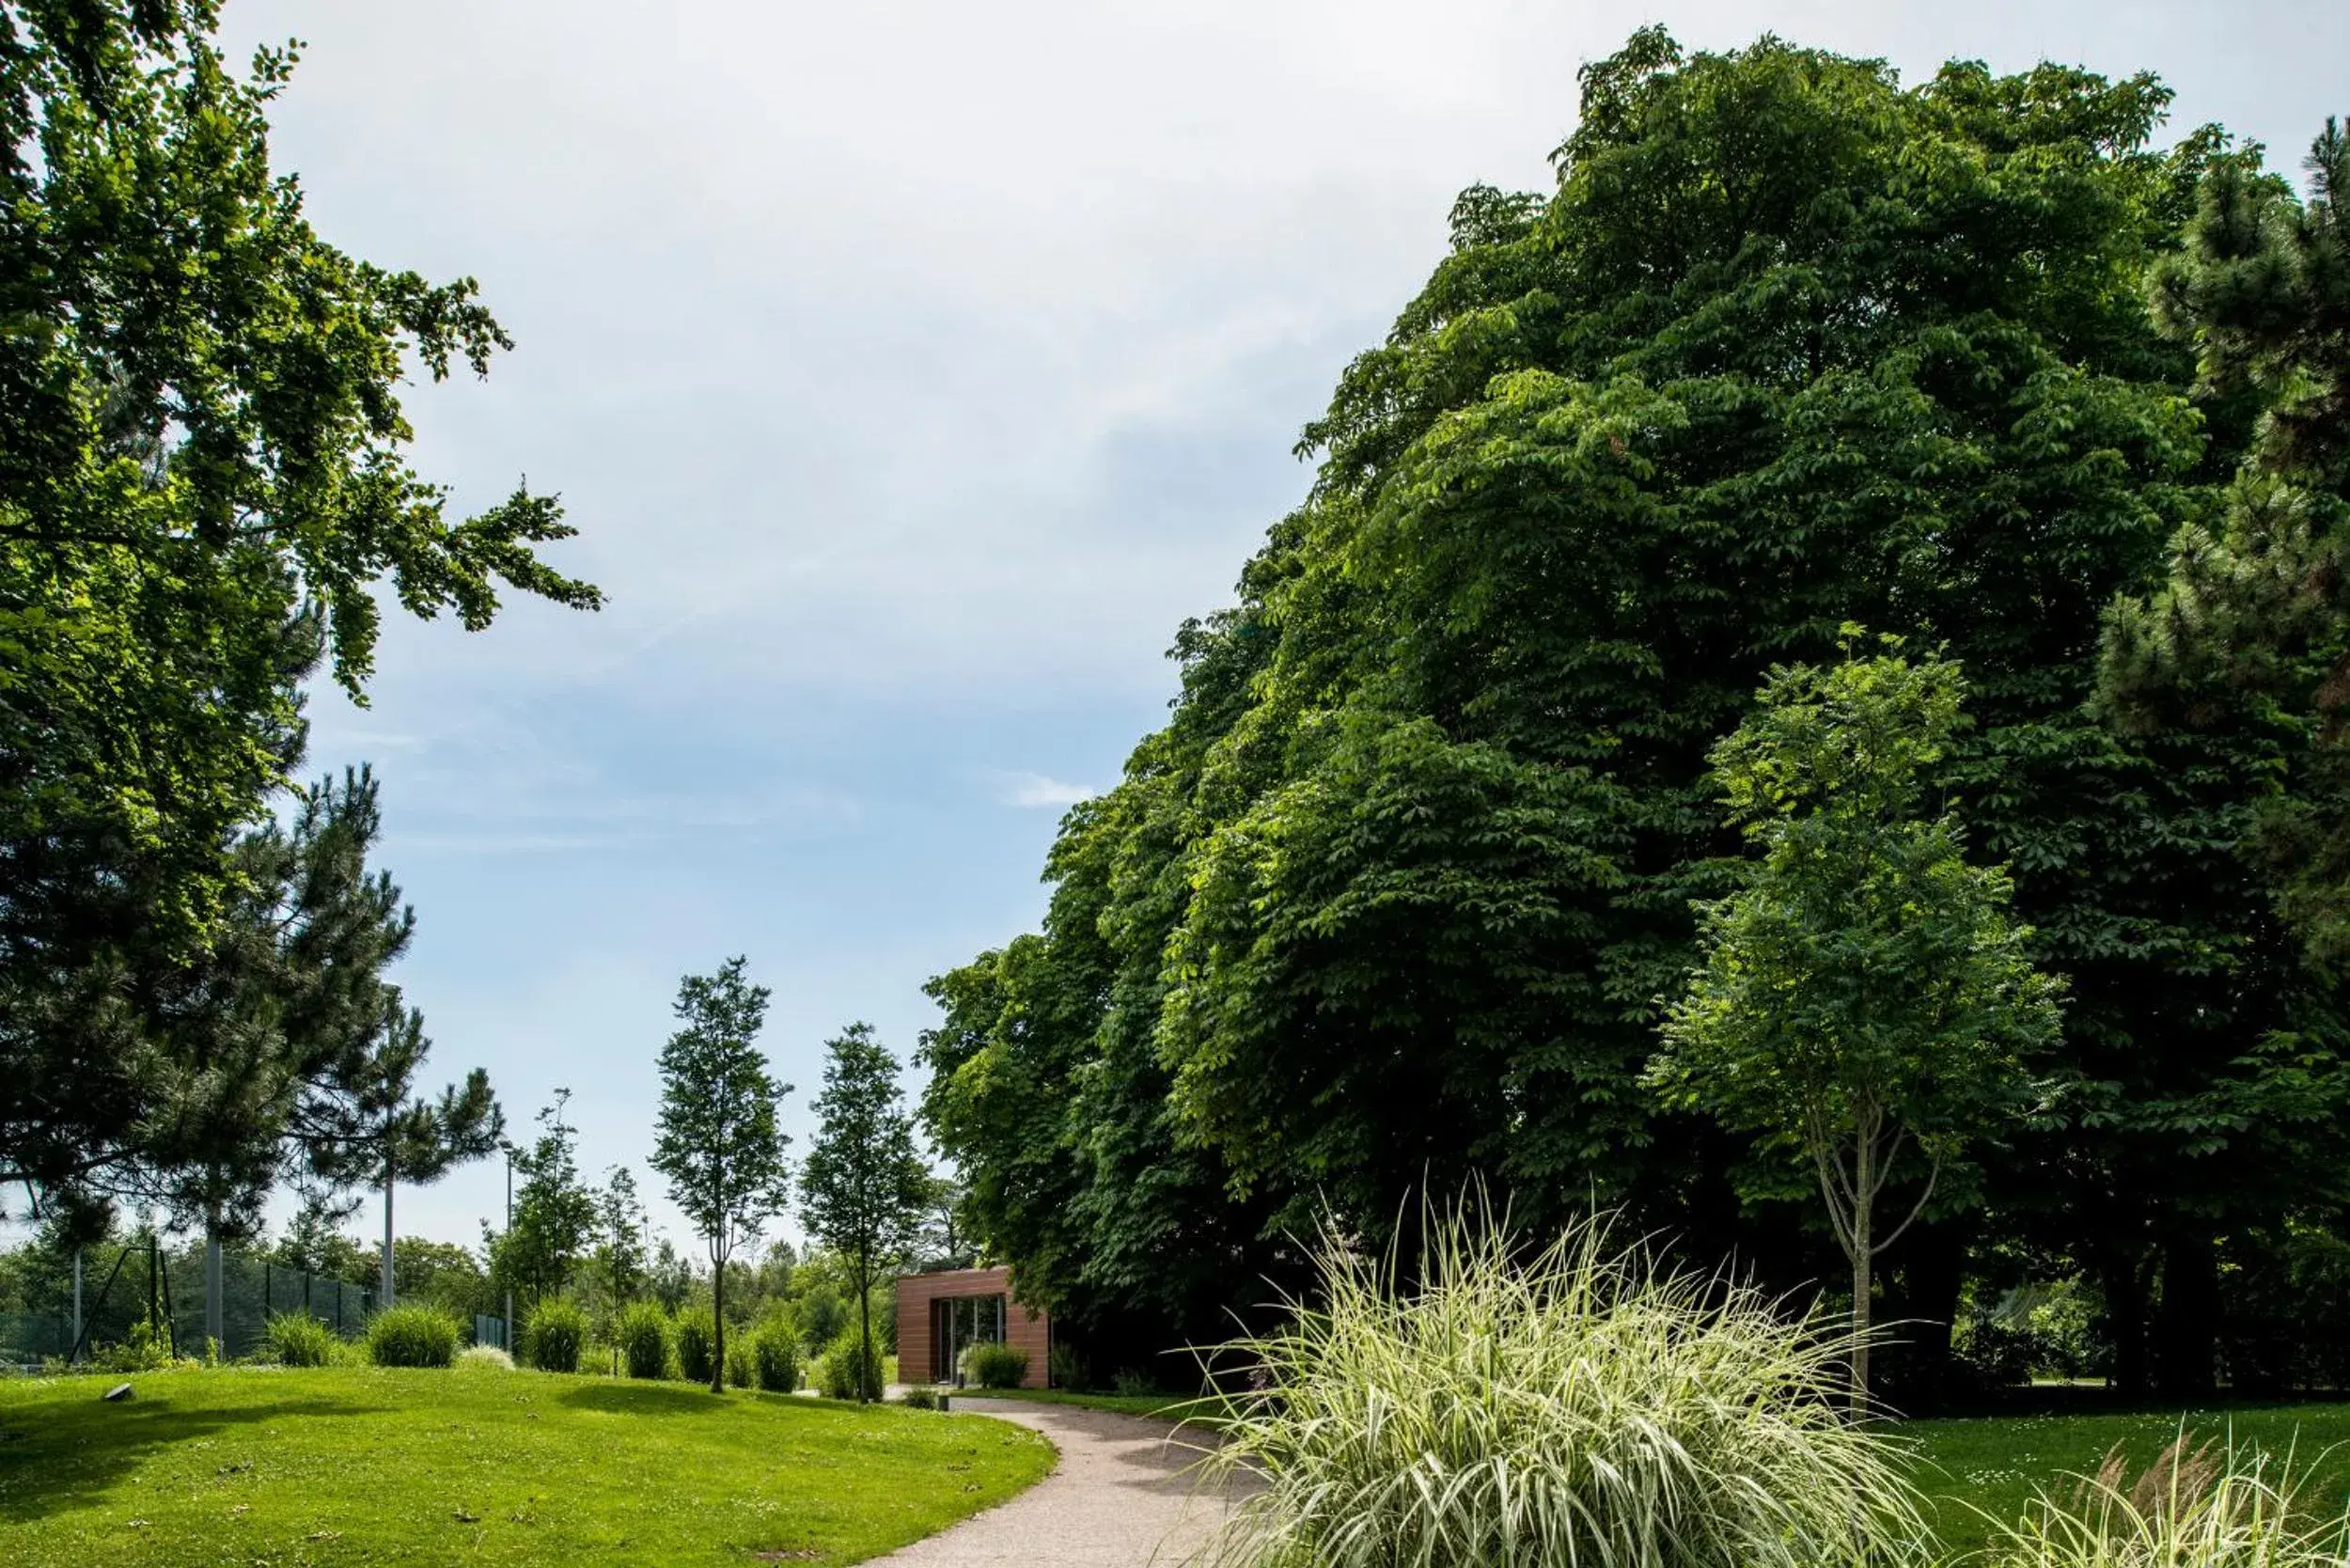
{"left": 1650, "top": 642, "right": 2066, "bottom": 1407}
{"left": 273, "top": 1193, "right": 369, "bottom": 1282}
{"left": 920, "top": 31, "right": 2350, "bottom": 1394}
{"left": 0, "top": 1, "right": 597, "bottom": 1236}
{"left": 650, "top": 958, "right": 792, "bottom": 1394}
{"left": 802, "top": 1023, "right": 932, "bottom": 1402}
{"left": 2105, "top": 121, "right": 2350, "bottom": 961}
{"left": 295, "top": 997, "right": 501, "bottom": 1308}
{"left": 593, "top": 1167, "right": 649, "bottom": 1310}
{"left": 486, "top": 1093, "right": 597, "bottom": 1308}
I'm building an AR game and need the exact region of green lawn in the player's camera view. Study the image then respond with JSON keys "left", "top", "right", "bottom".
{"left": 1904, "top": 1401, "right": 2350, "bottom": 1560}
{"left": 0, "top": 1363, "right": 1056, "bottom": 1566}
{"left": 950, "top": 1386, "right": 1194, "bottom": 1419}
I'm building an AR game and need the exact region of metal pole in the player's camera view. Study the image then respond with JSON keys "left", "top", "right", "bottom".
{"left": 71, "top": 1248, "right": 83, "bottom": 1364}
{"left": 205, "top": 1231, "right": 224, "bottom": 1351}
{"left": 502, "top": 1148, "right": 513, "bottom": 1347}
{"left": 380, "top": 1156, "right": 397, "bottom": 1309}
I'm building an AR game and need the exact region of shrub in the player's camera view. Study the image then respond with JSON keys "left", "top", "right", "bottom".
{"left": 365, "top": 1305, "right": 461, "bottom": 1369}
{"left": 264, "top": 1311, "right": 339, "bottom": 1369}
{"left": 815, "top": 1329, "right": 885, "bottom": 1400}
{"left": 524, "top": 1298, "right": 588, "bottom": 1373}
{"left": 725, "top": 1334, "right": 755, "bottom": 1388}
{"left": 617, "top": 1301, "right": 672, "bottom": 1379}
{"left": 676, "top": 1307, "right": 717, "bottom": 1385}
{"left": 1984, "top": 1434, "right": 2349, "bottom": 1568}
{"left": 1112, "top": 1366, "right": 1155, "bottom": 1399}
{"left": 457, "top": 1344, "right": 515, "bottom": 1371}
{"left": 93, "top": 1319, "right": 180, "bottom": 1373}
{"left": 901, "top": 1384, "right": 947, "bottom": 1410}
{"left": 964, "top": 1341, "right": 1028, "bottom": 1390}
{"left": 1048, "top": 1342, "right": 1086, "bottom": 1390}
{"left": 752, "top": 1316, "right": 801, "bottom": 1392}
{"left": 1195, "top": 1205, "right": 1924, "bottom": 1568}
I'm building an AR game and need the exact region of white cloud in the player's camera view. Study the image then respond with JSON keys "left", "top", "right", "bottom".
{"left": 995, "top": 771, "right": 1099, "bottom": 809}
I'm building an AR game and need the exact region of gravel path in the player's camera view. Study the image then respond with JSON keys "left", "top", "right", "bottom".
{"left": 866, "top": 1399, "right": 1246, "bottom": 1567}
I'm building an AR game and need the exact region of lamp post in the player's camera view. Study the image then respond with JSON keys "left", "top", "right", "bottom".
{"left": 502, "top": 1143, "right": 514, "bottom": 1350}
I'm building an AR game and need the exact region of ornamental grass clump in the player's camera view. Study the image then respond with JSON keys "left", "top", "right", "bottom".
{"left": 524, "top": 1299, "right": 587, "bottom": 1373}
{"left": 1197, "top": 1207, "right": 1925, "bottom": 1568}
{"left": 264, "top": 1311, "right": 339, "bottom": 1368}
{"left": 1983, "top": 1432, "right": 2350, "bottom": 1568}
{"left": 618, "top": 1301, "right": 673, "bottom": 1379}
{"left": 365, "top": 1305, "right": 460, "bottom": 1369}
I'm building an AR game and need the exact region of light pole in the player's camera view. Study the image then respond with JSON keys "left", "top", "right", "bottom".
{"left": 502, "top": 1143, "right": 514, "bottom": 1350}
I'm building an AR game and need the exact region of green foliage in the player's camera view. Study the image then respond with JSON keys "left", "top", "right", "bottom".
{"left": 91, "top": 1318, "right": 181, "bottom": 1373}
{"left": 917, "top": 28, "right": 2350, "bottom": 1396}
{"left": 2105, "top": 122, "right": 2350, "bottom": 965}
{"left": 0, "top": 0, "right": 596, "bottom": 1233}
{"left": 650, "top": 958, "right": 792, "bottom": 1391}
{"left": 487, "top": 1093, "right": 598, "bottom": 1308}
{"left": 617, "top": 1300, "right": 672, "bottom": 1380}
{"left": 592, "top": 1167, "right": 648, "bottom": 1312}
{"left": 365, "top": 1305, "right": 460, "bottom": 1369}
{"left": 751, "top": 1315, "right": 802, "bottom": 1393}
{"left": 1651, "top": 643, "right": 2066, "bottom": 1398}
{"left": 963, "top": 1342, "right": 1028, "bottom": 1390}
{"left": 802, "top": 1021, "right": 931, "bottom": 1404}
{"left": 1047, "top": 1343, "right": 1086, "bottom": 1390}
{"left": 1982, "top": 1435, "right": 2350, "bottom": 1568}
{"left": 455, "top": 1344, "right": 514, "bottom": 1372}
{"left": 264, "top": 1311, "right": 339, "bottom": 1369}
{"left": 675, "top": 1307, "right": 717, "bottom": 1386}
{"left": 523, "top": 1298, "right": 587, "bottom": 1374}
{"left": 901, "top": 1384, "right": 946, "bottom": 1410}
{"left": 724, "top": 1334, "right": 755, "bottom": 1389}
{"left": 814, "top": 1329, "right": 885, "bottom": 1401}
{"left": 1196, "top": 1204, "right": 1925, "bottom": 1568}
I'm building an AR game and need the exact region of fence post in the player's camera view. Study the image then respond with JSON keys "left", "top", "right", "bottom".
{"left": 205, "top": 1233, "right": 224, "bottom": 1352}
{"left": 71, "top": 1248, "right": 83, "bottom": 1363}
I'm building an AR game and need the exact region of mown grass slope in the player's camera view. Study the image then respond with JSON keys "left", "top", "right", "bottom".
{"left": 0, "top": 1363, "right": 1055, "bottom": 1566}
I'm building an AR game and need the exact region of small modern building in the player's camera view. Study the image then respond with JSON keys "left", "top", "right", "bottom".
{"left": 895, "top": 1265, "right": 1051, "bottom": 1389}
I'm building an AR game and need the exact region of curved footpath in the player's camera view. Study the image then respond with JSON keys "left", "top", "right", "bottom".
{"left": 868, "top": 1398, "right": 1248, "bottom": 1567}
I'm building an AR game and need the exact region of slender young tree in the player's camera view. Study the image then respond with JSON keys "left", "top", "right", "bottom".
{"left": 595, "top": 1167, "right": 649, "bottom": 1310}
{"left": 486, "top": 1092, "right": 599, "bottom": 1308}
{"left": 1649, "top": 639, "right": 2066, "bottom": 1410}
{"left": 650, "top": 958, "right": 792, "bottom": 1393}
{"left": 802, "top": 1023, "right": 932, "bottom": 1402}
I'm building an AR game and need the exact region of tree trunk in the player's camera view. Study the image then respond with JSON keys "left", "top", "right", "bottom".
{"left": 2155, "top": 1226, "right": 2219, "bottom": 1397}
{"left": 1850, "top": 1218, "right": 1872, "bottom": 1416}
{"left": 712, "top": 1249, "right": 727, "bottom": 1395}
{"left": 2101, "top": 1250, "right": 2151, "bottom": 1395}
{"left": 858, "top": 1262, "right": 875, "bottom": 1403}
{"left": 381, "top": 1154, "right": 397, "bottom": 1309}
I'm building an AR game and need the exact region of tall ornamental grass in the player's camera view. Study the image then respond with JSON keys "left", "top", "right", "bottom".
{"left": 263, "top": 1311, "right": 339, "bottom": 1368}
{"left": 1984, "top": 1433, "right": 2350, "bottom": 1568}
{"left": 365, "top": 1305, "right": 461, "bottom": 1369}
{"left": 524, "top": 1298, "right": 587, "bottom": 1373}
{"left": 1197, "top": 1208, "right": 1924, "bottom": 1568}
{"left": 618, "top": 1301, "right": 672, "bottom": 1379}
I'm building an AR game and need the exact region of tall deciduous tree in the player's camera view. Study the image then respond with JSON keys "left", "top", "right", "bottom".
{"left": 650, "top": 958, "right": 791, "bottom": 1394}
{"left": 1650, "top": 642, "right": 2065, "bottom": 1406}
{"left": 921, "top": 31, "right": 2350, "bottom": 1393}
{"left": 0, "top": 0, "right": 597, "bottom": 1231}
{"left": 802, "top": 1023, "right": 931, "bottom": 1402}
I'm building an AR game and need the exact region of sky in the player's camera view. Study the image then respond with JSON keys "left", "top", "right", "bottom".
{"left": 193, "top": 0, "right": 2345, "bottom": 1261}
